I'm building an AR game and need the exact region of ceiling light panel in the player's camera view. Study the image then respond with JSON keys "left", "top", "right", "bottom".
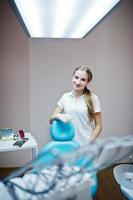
{"left": 12, "top": 0, "right": 121, "bottom": 38}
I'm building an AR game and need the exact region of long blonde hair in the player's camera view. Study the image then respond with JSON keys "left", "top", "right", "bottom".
{"left": 73, "top": 65, "right": 94, "bottom": 123}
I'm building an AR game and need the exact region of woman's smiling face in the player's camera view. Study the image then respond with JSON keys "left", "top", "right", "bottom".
{"left": 72, "top": 70, "right": 89, "bottom": 95}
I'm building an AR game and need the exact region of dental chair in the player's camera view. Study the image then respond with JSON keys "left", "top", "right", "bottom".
{"left": 36, "top": 119, "right": 98, "bottom": 197}
{"left": 1, "top": 120, "right": 97, "bottom": 200}
{"left": 2, "top": 127, "right": 133, "bottom": 200}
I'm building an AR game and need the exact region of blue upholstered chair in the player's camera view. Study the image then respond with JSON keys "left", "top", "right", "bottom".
{"left": 35, "top": 119, "right": 98, "bottom": 197}
{"left": 36, "top": 120, "right": 79, "bottom": 164}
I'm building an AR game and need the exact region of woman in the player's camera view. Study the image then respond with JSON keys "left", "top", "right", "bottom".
{"left": 49, "top": 65, "right": 102, "bottom": 145}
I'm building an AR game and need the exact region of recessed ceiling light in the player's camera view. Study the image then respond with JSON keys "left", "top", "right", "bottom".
{"left": 10, "top": 0, "right": 121, "bottom": 38}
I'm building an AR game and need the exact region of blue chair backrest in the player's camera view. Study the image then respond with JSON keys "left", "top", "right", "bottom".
{"left": 35, "top": 120, "right": 79, "bottom": 165}
{"left": 50, "top": 120, "right": 75, "bottom": 141}
{"left": 36, "top": 141, "right": 79, "bottom": 165}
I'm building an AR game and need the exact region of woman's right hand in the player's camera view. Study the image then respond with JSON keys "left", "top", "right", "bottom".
{"left": 49, "top": 106, "right": 72, "bottom": 124}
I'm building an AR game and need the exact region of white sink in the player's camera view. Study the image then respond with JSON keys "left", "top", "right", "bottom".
{"left": 113, "top": 164, "right": 133, "bottom": 189}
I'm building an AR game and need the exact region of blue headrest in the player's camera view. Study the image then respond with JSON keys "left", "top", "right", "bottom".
{"left": 50, "top": 120, "right": 75, "bottom": 141}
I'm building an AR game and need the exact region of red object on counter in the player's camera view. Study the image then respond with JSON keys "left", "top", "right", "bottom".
{"left": 18, "top": 130, "right": 25, "bottom": 138}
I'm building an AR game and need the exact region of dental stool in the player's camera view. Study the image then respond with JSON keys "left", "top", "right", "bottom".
{"left": 35, "top": 120, "right": 98, "bottom": 197}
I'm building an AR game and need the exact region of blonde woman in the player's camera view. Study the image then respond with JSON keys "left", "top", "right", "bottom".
{"left": 49, "top": 66, "right": 102, "bottom": 145}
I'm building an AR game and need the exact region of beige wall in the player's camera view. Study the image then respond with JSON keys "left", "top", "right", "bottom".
{"left": 0, "top": 0, "right": 133, "bottom": 167}
{"left": 0, "top": 0, "right": 30, "bottom": 166}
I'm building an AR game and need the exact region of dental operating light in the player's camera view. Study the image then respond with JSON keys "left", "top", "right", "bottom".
{"left": 10, "top": 0, "right": 121, "bottom": 38}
